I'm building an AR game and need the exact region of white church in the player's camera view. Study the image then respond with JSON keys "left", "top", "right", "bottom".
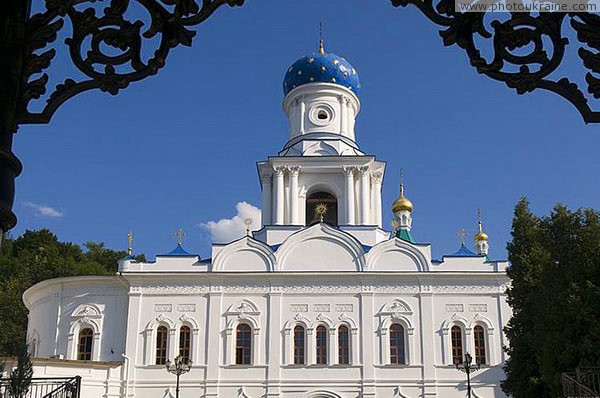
{"left": 22, "top": 42, "right": 511, "bottom": 398}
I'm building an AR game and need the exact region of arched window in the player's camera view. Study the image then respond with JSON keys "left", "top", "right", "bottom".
{"left": 77, "top": 328, "right": 93, "bottom": 361}
{"left": 179, "top": 325, "right": 191, "bottom": 362}
{"left": 451, "top": 325, "right": 463, "bottom": 364}
{"left": 156, "top": 326, "right": 168, "bottom": 365}
{"left": 338, "top": 325, "right": 350, "bottom": 365}
{"left": 236, "top": 324, "right": 252, "bottom": 365}
{"left": 293, "top": 325, "right": 305, "bottom": 365}
{"left": 390, "top": 324, "right": 405, "bottom": 365}
{"left": 306, "top": 192, "right": 338, "bottom": 226}
{"left": 474, "top": 325, "right": 486, "bottom": 365}
{"left": 316, "top": 325, "right": 328, "bottom": 365}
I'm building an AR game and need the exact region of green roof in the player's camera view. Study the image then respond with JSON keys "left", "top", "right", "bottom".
{"left": 396, "top": 229, "right": 416, "bottom": 244}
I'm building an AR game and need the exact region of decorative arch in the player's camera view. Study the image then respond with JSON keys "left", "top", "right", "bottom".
{"left": 377, "top": 299, "right": 415, "bottom": 365}
{"left": 224, "top": 300, "right": 261, "bottom": 365}
{"left": 470, "top": 313, "right": 497, "bottom": 365}
{"left": 441, "top": 314, "right": 470, "bottom": 365}
{"left": 366, "top": 238, "right": 430, "bottom": 272}
{"left": 144, "top": 313, "right": 176, "bottom": 332}
{"left": 275, "top": 223, "right": 366, "bottom": 272}
{"left": 142, "top": 314, "right": 175, "bottom": 365}
{"left": 283, "top": 313, "right": 312, "bottom": 365}
{"left": 211, "top": 237, "right": 275, "bottom": 272}
{"left": 67, "top": 304, "right": 104, "bottom": 361}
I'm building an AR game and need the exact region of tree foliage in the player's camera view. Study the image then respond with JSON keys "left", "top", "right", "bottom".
{"left": 0, "top": 229, "right": 145, "bottom": 356}
{"left": 7, "top": 345, "right": 33, "bottom": 398}
{"left": 502, "top": 199, "right": 600, "bottom": 397}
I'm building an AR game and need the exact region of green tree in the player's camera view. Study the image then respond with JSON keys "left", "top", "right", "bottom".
{"left": 7, "top": 345, "right": 33, "bottom": 398}
{"left": 502, "top": 199, "right": 600, "bottom": 397}
{"left": 0, "top": 229, "right": 144, "bottom": 356}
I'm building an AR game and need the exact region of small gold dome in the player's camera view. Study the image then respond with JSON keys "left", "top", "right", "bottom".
{"left": 474, "top": 212, "right": 488, "bottom": 241}
{"left": 474, "top": 230, "right": 488, "bottom": 241}
{"left": 392, "top": 184, "right": 413, "bottom": 213}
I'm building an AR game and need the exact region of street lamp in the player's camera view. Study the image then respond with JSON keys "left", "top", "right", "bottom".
{"left": 455, "top": 352, "right": 480, "bottom": 398}
{"left": 165, "top": 355, "right": 192, "bottom": 398}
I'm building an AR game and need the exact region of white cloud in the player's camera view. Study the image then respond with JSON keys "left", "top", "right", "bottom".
{"left": 200, "top": 202, "right": 262, "bottom": 243}
{"left": 23, "top": 202, "right": 64, "bottom": 218}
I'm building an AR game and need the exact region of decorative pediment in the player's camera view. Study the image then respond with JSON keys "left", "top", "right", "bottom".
{"left": 365, "top": 238, "right": 429, "bottom": 272}
{"left": 225, "top": 300, "right": 260, "bottom": 316}
{"left": 302, "top": 141, "right": 339, "bottom": 156}
{"left": 276, "top": 223, "right": 366, "bottom": 272}
{"left": 380, "top": 299, "right": 413, "bottom": 316}
{"left": 71, "top": 304, "right": 103, "bottom": 319}
{"left": 212, "top": 237, "right": 275, "bottom": 272}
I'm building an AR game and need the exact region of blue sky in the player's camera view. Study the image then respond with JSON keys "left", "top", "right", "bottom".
{"left": 12, "top": 1, "right": 600, "bottom": 260}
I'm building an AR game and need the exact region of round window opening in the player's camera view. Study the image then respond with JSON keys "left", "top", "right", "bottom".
{"left": 317, "top": 110, "right": 329, "bottom": 120}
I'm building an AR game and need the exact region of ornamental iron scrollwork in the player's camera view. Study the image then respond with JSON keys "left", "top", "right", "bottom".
{"left": 389, "top": 0, "right": 600, "bottom": 123}
{"left": 16, "top": 0, "right": 244, "bottom": 127}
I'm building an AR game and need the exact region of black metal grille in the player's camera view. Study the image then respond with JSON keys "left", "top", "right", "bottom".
{"left": 0, "top": 376, "right": 81, "bottom": 398}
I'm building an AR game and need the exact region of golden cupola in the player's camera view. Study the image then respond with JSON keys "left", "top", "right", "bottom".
{"left": 474, "top": 210, "right": 490, "bottom": 255}
{"left": 392, "top": 182, "right": 413, "bottom": 213}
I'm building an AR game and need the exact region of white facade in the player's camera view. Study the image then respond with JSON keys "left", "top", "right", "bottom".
{"left": 21, "top": 50, "right": 511, "bottom": 398}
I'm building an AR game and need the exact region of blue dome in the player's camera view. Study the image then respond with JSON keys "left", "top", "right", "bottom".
{"left": 283, "top": 51, "right": 360, "bottom": 96}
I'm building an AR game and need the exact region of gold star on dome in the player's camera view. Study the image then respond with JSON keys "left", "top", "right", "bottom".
{"left": 315, "top": 203, "right": 328, "bottom": 222}
{"left": 309, "top": 77, "right": 314, "bottom": 81}
{"left": 331, "top": 77, "right": 336, "bottom": 82}
{"left": 308, "top": 58, "right": 314, "bottom": 63}
{"left": 297, "top": 70, "right": 302, "bottom": 75}
{"left": 321, "top": 66, "right": 326, "bottom": 72}
{"left": 333, "top": 59, "right": 339, "bottom": 65}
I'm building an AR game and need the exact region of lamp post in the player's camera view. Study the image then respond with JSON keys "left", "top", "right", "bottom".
{"left": 165, "top": 356, "right": 192, "bottom": 398}
{"left": 455, "top": 352, "right": 480, "bottom": 398}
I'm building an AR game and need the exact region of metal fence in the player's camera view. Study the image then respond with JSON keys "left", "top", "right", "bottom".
{"left": 0, "top": 376, "right": 81, "bottom": 398}
{"left": 563, "top": 371, "right": 600, "bottom": 398}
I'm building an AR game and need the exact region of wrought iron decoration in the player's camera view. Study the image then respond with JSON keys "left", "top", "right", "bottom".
{"left": 389, "top": 0, "right": 600, "bottom": 123}
{"left": 18, "top": 0, "right": 245, "bottom": 126}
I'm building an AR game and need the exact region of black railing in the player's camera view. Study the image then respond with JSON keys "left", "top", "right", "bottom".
{"left": 563, "top": 368, "right": 600, "bottom": 398}
{"left": 0, "top": 376, "right": 81, "bottom": 398}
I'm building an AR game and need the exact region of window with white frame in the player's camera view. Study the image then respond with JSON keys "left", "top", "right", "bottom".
{"left": 236, "top": 323, "right": 252, "bottom": 365}
{"left": 473, "top": 325, "right": 486, "bottom": 365}
{"left": 155, "top": 325, "right": 168, "bottom": 365}
{"left": 316, "top": 325, "right": 328, "bottom": 365}
{"left": 293, "top": 325, "right": 305, "bottom": 365}
{"left": 338, "top": 325, "right": 350, "bottom": 365}
{"left": 451, "top": 325, "right": 464, "bottom": 364}
{"left": 389, "top": 323, "right": 406, "bottom": 365}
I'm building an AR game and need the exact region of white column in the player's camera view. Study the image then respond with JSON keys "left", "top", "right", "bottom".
{"left": 261, "top": 174, "right": 272, "bottom": 226}
{"left": 358, "top": 166, "right": 371, "bottom": 225}
{"left": 288, "top": 166, "right": 300, "bottom": 225}
{"left": 372, "top": 171, "right": 383, "bottom": 228}
{"left": 340, "top": 95, "right": 347, "bottom": 135}
{"left": 343, "top": 166, "right": 356, "bottom": 225}
{"left": 272, "top": 166, "right": 285, "bottom": 225}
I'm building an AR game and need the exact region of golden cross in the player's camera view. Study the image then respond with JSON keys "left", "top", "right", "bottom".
{"left": 457, "top": 228, "right": 469, "bottom": 244}
{"left": 175, "top": 229, "right": 186, "bottom": 245}
{"left": 244, "top": 218, "right": 253, "bottom": 236}
{"left": 127, "top": 230, "right": 133, "bottom": 255}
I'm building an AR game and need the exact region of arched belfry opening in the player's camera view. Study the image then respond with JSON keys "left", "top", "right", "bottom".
{"left": 306, "top": 192, "right": 338, "bottom": 226}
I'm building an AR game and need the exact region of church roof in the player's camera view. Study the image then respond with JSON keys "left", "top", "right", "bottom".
{"left": 396, "top": 229, "right": 416, "bottom": 244}
{"left": 163, "top": 243, "right": 195, "bottom": 256}
{"left": 283, "top": 50, "right": 360, "bottom": 96}
{"left": 450, "top": 243, "right": 478, "bottom": 257}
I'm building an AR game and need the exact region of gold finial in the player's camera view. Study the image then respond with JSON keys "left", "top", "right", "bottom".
{"left": 174, "top": 229, "right": 186, "bottom": 246}
{"left": 392, "top": 168, "right": 413, "bottom": 213}
{"left": 244, "top": 218, "right": 253, "bottom": 236}
{"left": 457, "top": 228, "right": 469, "bottom": 245}
{"left": 474, "top": 209, "right": 489, "bottom": 241}
{"left": 315, "top": 203, "right": 328, "bottom": 222}
{"left": 318, "top": 22, "right": 325, "bottom": 54}
{"left": 127, "top": 230, "right": 133, "bottom": 256}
